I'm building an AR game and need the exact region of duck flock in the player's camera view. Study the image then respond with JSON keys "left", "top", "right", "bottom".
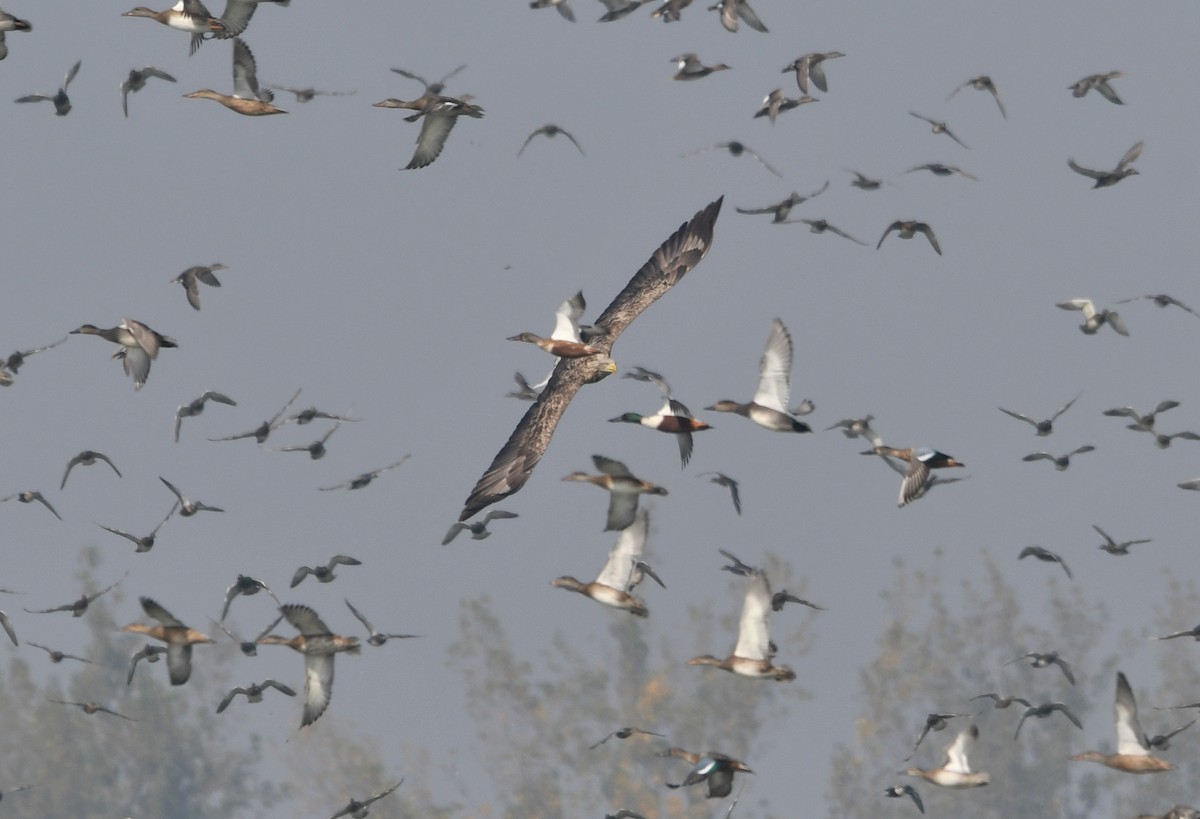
{"left": 3, "top": 0, "right": 1200, "bottom": 816}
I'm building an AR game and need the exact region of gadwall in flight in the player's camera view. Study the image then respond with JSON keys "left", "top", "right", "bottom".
{"left": 15, "top": 59, "right": 80, "bottom": 116}
{"left": 372, "top": 94, "right": 484, "bottom": 169}
{"left": 1014, "top": 701, "right": 1082, "bottom": 739}
{"left": 320, "top": 456, "right": 410, "bottom": 491}
{"left": 610, "top": 396, "right": 711, "bottom": 468}
{"left": 876, "top": 221, "right": 942, "bottom": 255}
{"left": 563, "top": 456, "right": 667, "bottom": 532}
{"left": 265, "top": 420, "right": 341, "bottom": 459}
{"left": 1007, "top": 651, "right": 1075, "bottom": 685}
{"left": 70, "top": 318, "right": 178, "bottom": 390}
{"left": 1103, "top": 400, "right": 1179, "bottom": 432}
{"left": 551, "top": 508, "right": 663, "bottom": 617}
{"left": 2, "top": 337, "right": 66, "bottom": 375}
{"left": 590, "top": 726, "right": 664, "bottom": 749}
{"left": 1071, "top": 672, "right": 1174, "bottom": 773}
{"left": 518, "top": 124, "right": 584, "bottom": 156}
{"left": 698, "top": 471, "right": 741, "bottom": 515}
{"left": 736, "top": 181, "right": 828, "bottom": 222}
{"left": 684, "top": 141, "right": 781, "bottom": 176}
{"left": 121, "top": 66, "right": 175, "bottom": 117}
{"left": 783, "top": 51, "right": 844, "bottom": 94}
{"left": 904, "top": 163, "right": 978, "bottom": 181}
{"left": 1115, "top": 293, "right": 1198, "bottom": 317}
{"left": 328, "top": 780, "right": 404, "bottom": 819}
{"left": 291, "top": 554, "right": 362, "bottom": 587}
{"left": 1056, "top": 298, "right": 1129, "bottom": 335}
{"left": 596, "top": 0, "right": 650, "bottom": 20}
{"left": 120, "top": 596, "right": 214, "bottom": 685}
{"left": 185, "top": 38, "right": 286, "bottom": 115}
{"left": 458, "top": 199, "right": 721, "bottom": 522}
{"left": 1068, "top": 141, "right": 1142, "bottom": 188}
{"left": 96, "top": 503, "right": 177, "bottom": 552}
{"left": 1018, "top": 545, "right": 1072, "bottom": 579}
{"left": 998, "top": 394, "right": 1080, "bottom": 436}
{"left": 753, "top": 88, "right": 816, "bottom": 123}
{"left": 1022, "top": 445, "right": 1095, "bottom": 471}
{"left": 947, "top": 75, "right": 1005, "bottom": 118}
{"left": 672, "top": 53, "right": 730, "bottom": 81}
{"left": 863, "top": 446, "right": 964, "bottom": 507}
{"left": 1093, "top": 524, "right": 1151, "bottom": 556}
{"left": 0, "top": 6, "right": 31, "bottom": 61}
{"left": 659, "top": 748, "right": 753, "bottom": 798}
{"left": 210, "top": 387, "right": 300, "bottom": 443}
{"left": 1070, "top": 71, "right": 1125, "bottom": 104}
{"left": 1, "top": 489, "right": 61, "bottom": 520}
{"left": 788, "top": 218, "right": 867, "bottom": 245}
{"left": 0, "top": 611, "right": 16, "bottom": 646}
{"left": 171, "top": 263, "right": 225, "bottom": 310}
{"left": 709, "top": 0, "right": 766, "bottom": 32}
{"left": 344, "top": 599, "right": 419, "bottom": 647}
{"left": 389, "top": 64, "right": 466, "bottom": 96}
{"left": 216, "top": 679, "right": 295, "bottom": 713}
{"left": 260, "top": 604, "right": 361, "bottom": 727}
{"left": 61, "top": 450, "right": 121, "bottom": 490}
{"left": 122, "top": 0, "right": 224, "bottom": 55}
{"left": 688, "top": 550, "right": 796, "bottom": 681}
{"left": 220, "top": 574, "right": 280, "bottom": 621}
{"left": 268, "top": 85, "right": 355, "bottom": 103}
{"left": 971, "top": 692, "right": 1031, "bottom": 710}
{"left": 884, "top": 784, "right": 924, "bottom": 813}
{"left": 902, "top": 723, "right": 989, "bottom": 788}
{"left": 175, "top": 390, "right": 237, "bottom": 442}
{"left": 213, "top": 613, "right": 283, "bottom": 657}
{"left": 159, "top": 476, "right": 224, "bottom": 516}
{"left": 441, "top": 509, "right": 519, "bottom": 545}
{"left": 530, "top": 0, "right": 575, "bottom": 22}
{"left": 906, "top": 713, "right": 971, "bottom": 761}
{"left": 909, "top": 112, "right": 969, "bottom": 149}
{"left": 28, "top": 642, "right": 92, "bottom": 665}
{"left": 706, "top": 318, "right": 811, "bottom": 432}
{"left": 25, "top": 574, "right": 124, "bottom": 617}
{"left": 48, "top": 699, "right": 135, "bottom": 721}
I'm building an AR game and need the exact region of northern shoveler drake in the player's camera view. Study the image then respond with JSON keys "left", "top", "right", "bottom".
{"left": 1015, "top": 701, "right": 1083, "bottom": 739}
{"left": 344, "top": 598, "right": 420, "bottom": 646}
{"left": 372, "top": 94, "right": 484, "bottom": 169}
{"left": 1022, "top": 445, "right": 1095, "bottom": 470}
{"left": 783, "top": 51, "right": 844, "bottom": 94}
{"left": 60, "top": 450, "right": 121, "bottom": 490}
{"left": 0, "top": 489, "right": 61, "bottom": 520}
{"left": 909, "top": 112, "right": 969, "bottom": 149}
{"left": 291, "top": 554, "right": 361, "bottom": 588}
{"left": 220, "top": 574, "right": 279, "bottom": 621}
{"left": 185, "top": 38, "right": 286, "bottom": 115}
{"left": 97, "top": 504, "right": 177, "bottom": 553}
{"left": 863, "top": 446, "right": 965, "bottom": 507}
{"left": 658, "top": 747, "right": 753, "bottom": 798}
{"left": 3, "top": 337, "right": 65, "bottom": 375}
{"left": 998, "top": 394, "right": 1080, "bottom": 436}
{"left": 159, "top": 475, "right": 224, "bottom": 516}
{"left": 328, "top": 780, "right": 404, "bottom": 819}
{"left": 876, "top": 220, "right": 942, "bottom": 255}
{"left": 1006, "top": 651, "right": 1075, "bottom": 684}
{"left": 175, "top": 390, "right": 237, "bottom": 442}
{"left": 1071, "top": 672, "right": 1175, "bottom": 773}
{"left": 699, "top": 471, "right": 741, "bottom": 514}
{"left": 265, "top": 420, "right": 342, "bottom": 459}
{"left": 551, "top": 508, "right": 663, "bottom": 617}
{"left": 708, "top": 0, "right": 765, "bottom": 31}
{"left": 530, "top": 0, "right": 574, "bottom": 22}
{"left": 70, "top": 318, "right": 178, "bottom": 390}
{"left": 171, "top": 263, "right": 225, "bottom": 310}
{"left": 903, "top": 723, "right": 989, "bottom": 788}
{"left": 970, "top": 692, "right": 1031, "bottom": 710}
{"left": 906, "top": 713, "right": 971, "bottom": 761}
{"left": 672, "top": 53, "right": 730, "bottom": 80}
{"left": 736, "top": 181, "right": 829, "bottom": 222}
{"left": 688, "top": 550, "right": 795, "bottom": 681}
{"left": 789, "top": 218, "right": 868, "bottom": 245}
{"left": 15, "top": 59, "right": 80, "bottom": 116}
{"left": 1070, "top": 71, "right": 1125, "bottom": 104}
{"left": 562, "top": 456, "right": 667, "bottom": 532}
{"left": 1103, "top": 400, "right": 1179, "bottom": 432}
{"left": 216, "top": 679, "right": 295, "bottom": 713}
{"left": 259, "top": 604, "right": 361, "bottom": 727}
{"left": 884, "top": 784, "right": 924, "bottom": 814}
{"left": 120, "top": 597, "right": 214, "bottom": 685}
{"left": 1057, "top": 298, "right": 1129, "bottom": 335}
{"left": 0, "top": 6, "right": 31, "bottom": 62}
{"left": 122, "top": 0, "right": 224, "bottom": 55}
{"left": 706, "top": 318, "right": 811, "bottom": 433}
{"left": 0, "top": 611, "right": 16, "bottom": 646}
{"left": 126, "top": 644, "right": 169, "bottom": 685}
{"left": 210, "top": 387, "right": 301, "bottom": 443}
{"left": 214, "top": 614, "right": 282, "bottom": 657}
{"left": 268, "top": 85, "right": 356, "bottom": 103}
{"left": 519, "top": 124, "right": 584, "bottom": 156}
{"left": 905, "top": 163, "right": 978, "bottom": 181}
{"left": 754, "top": 88, "right": 814, "bottom": 122}
{"left": 28, "top": 642, "right": 92, "bottom": 664}
{"left": 609, "top": 391, "right": 712, "bottom": 468}
{"left": 947, "top": 75, "right": 1006, "bottom": 118}
{"left": 442, "top": 510, "right": 519, "bottom": 545}
{"left": 1068, "top": 141, "right": 1142, "bottom": 188}
{"left": 589, "top": 725, "right": 664, "bottom": 748}
{"left": 24, "top": 574, "right": 124, "bottom": 617}
{"left": 320, "top": 456, "right": 410, "bottom": 491}
{"left": 1017, "top": 545, "right": 1072, "bottom": 579}
{"left": 458, "top": 199, "right": 721, "bottom": 522}
{"left": 121, "top": 66, "right": 175, "bottom": 117}
{"left": 1115, "top": 294, "right": 1199, "bottom": 317}
{"left": 48, "top": 699, "right": 136, "bottom": 721}
{"left": 389, "top": 64, "right": 466, "bottom": 96}
{"left": 684, "top": 142, "right": 781, "bottom": 177}
{"left": 1093, "top": 524, "right": 1151, "bottom": 555}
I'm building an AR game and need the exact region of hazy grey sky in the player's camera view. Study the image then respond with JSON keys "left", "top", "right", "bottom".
{"left": 4, "top": 0, "right": 1200, "bottom": 815}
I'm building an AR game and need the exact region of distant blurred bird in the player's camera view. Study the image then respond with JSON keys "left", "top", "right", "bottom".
{"left": 0, "top": 490, "right": 61, "bottom": 520}
{"left": 826, "top": 416, "right": 882, "bottom": 447}
{"left": 877, "top": 221, "right": 941, "bottom": 255}
{"left": 442, "top": 510, "right": 519, "bottom": 544}
{"left": 213, "top": 614, "right": 282, "bottom": 658}
{"left": 771, "top": 589, "right": 823, "bottom": 611}
{"left": 596, "top": 0, "right": 651, "bottom": 20}
{"left": 320, "top": 456, "right": 410, "bottom": 491}
{"left": 2, "top": 337, "right": 66, "bottom": 375}
{"left": 998, "top": 394, "right": 1080, "bottom": 436}
{"left": 126, "top": 644, "right": 169, "bottom": 684}
{"left": 389, "top": 65, "right": 466, "bottom": 96}
{"left": 1103, "top": 400, "right": 1180, "bottom": 432}
{"left": 789, "top": 218, "right": 867, "bottom": 245}
{"left": 1007, "top": 651, "right": 1075, "bottom": 685}
{"left": 905, "top": 163, "right": 977, "bottom": 181}
{"left": 96, "top": 505, "right": 177, "bottom": 553}
{"left": 216, "top": 679, "right": 295, "bottom": 713}
{"left": 48, "top": 699, "right": 135, "bottom": 721}
{"left": 530, "top": 0, "right": 575, "bottom": 22}
{"left": 159, "top": 476, "right": 224, "bottom": 516}
{"left": 1056, "top": 298, "right": 1129, "bottom": 335}
{"left": 845, "top": 169, "right": 885, "bottom": 191}
{"left": 328, "top": 780, "right": 404, "bottom": 819}
{"left": 699, "top": 472, "right": 741, "bottom": 515}
{"left": 783, "top": 52, "right": 844, "bottom": 94}
{"left": 906, "top": 713, "right": 971, "bottom": 761}
{"left": 121, "top": 66, "right": 175, "bottom": 117}
{"left": 28, "top": 642, "right": 91, "bottom": 665}
{"left": 175, "top": 390, "right": 237, "bottom": 442}
{"left": 0, "top": 611, "right": 16, "bottom": 646}
{"left": 684, "top": 141, "right": 781, "bottom": 176}
{"left": 220, "top": 574, "right": 280, "bottom": 621}
{"left": 15, "top": 59, "right": 80, "bottom": 116}
{"left": 884, "top": 784, "right": 924, "bottom": 813}
{"left": 1022, "top": 445, "right": 1095, "bottom": 471}
{"left": 344, "top": 599, "right": 420, "bottom": 647}
{"left": 736, "top": 181, "right": 828, "bottom": 222}
{"left": 519, "top": 124, "right": 584, "bottom": 156}
{"left": 970, "top": 692, "right": 1031, "bottom": 710}
{"left": 291, "top": 555, "right": 362, "bottom": 587}
{"left": 1115, "top": 293, "right": 1198, "bottom": 317}
{"left": 171, "top": 263, "right": 225, "bottom": 310}
{"left": 650, "top": 0, "right": 691, "bottom": 21}
{"left": 265, "top": 421, "right": 341, "bottom": 459}
{"left": 909, "top": 112, "right": 968, "bottom": 149}
{"left": 590, "top": 726, "right": 664, "bottom": 749}
{"left": 1068, "top": 141, "right": 1142, "bottom": 188}
{"left": 672, "top": 53, "right": 730, "bottom": 80}
{"left": 947, "top": 75, "right": 1005, "bottom": 118}
{"left": 1093, "top": 524, "right": 1151, "bottom": 556}
{"left": 1015, "top": 702, "right": 1082, "bottom": 739}
{"left": 709, "top": 0, "right": 766, "bottom": 32}
{"left": 268, "top": 85, "right": 355, "bottom": 103}
{"left": 1018, "top": 545, "right": 1072, "bottom": 579}
{"left": 1069, "top": 71, "right": 1125, "bottom": 104}
{"left": 210, "top": 387, "right": 300, "bottom": 443}
{"left": 288, "top": 407, "right": 360, "bottom": 425}
{"left": 753, "top": 88, "right": 815, "bottom": 123}
{"left": 61, "top": 450, "right": 121, "bottom": 490}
